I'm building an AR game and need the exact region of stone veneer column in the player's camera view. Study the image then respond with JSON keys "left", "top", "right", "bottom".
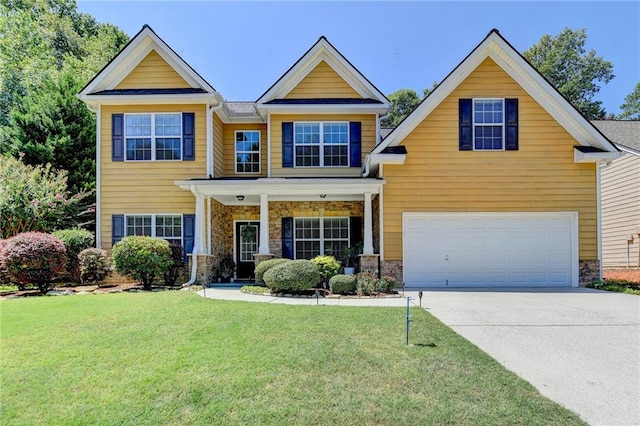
{"left": 194, "top": 254, "right": 215, "bottom": 285}
{"left": 254, "top": 253, "right": 275, "bottom": 270}
{"left": 359, "top": 254, "right": 380, "bottom": 274}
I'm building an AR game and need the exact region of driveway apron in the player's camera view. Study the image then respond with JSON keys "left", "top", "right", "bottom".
{"left": 414, "top": 288, "right": 640, "bottom": 426}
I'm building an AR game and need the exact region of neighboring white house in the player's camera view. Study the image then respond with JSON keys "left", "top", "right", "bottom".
{"left": 593, "top": 120, "right": 640, "bottom": 268}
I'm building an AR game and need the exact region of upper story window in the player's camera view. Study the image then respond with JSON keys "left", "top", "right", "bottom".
{"left": 125, "top": 113, "right": 182, "bottom": 161}
{"left": 473, "top": 99, "right": 504, "bottom": 150}
{"left": 294, "top": 122, "right": 349, "bottom": 167}
{"left": 125, "top": 214, "right": 182, "bottom": 245}
{"left": 235, "top": 131, "right": 260, "bottom": 173}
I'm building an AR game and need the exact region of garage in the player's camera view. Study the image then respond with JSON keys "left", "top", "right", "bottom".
{"left": 402, "top": 212, "right": 577, "bottom": 288}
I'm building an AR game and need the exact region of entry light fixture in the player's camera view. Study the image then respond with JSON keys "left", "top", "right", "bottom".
{"left": 319, "top": 194, "right": 327, "bottom": 199}
{"left": 236, "top": 195, "right": 245, "bottom": 201}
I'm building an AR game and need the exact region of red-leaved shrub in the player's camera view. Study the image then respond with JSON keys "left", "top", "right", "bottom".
{"left": 3, "top": 232, "right": 67, "bottom": 293}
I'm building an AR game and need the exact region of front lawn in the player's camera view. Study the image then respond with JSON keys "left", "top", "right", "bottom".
{"left": 1, "top": 292, "right": 584, "bottom": 425}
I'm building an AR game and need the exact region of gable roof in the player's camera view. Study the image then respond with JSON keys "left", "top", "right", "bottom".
{"left": 256, "top": 36, "right": 389, "bottom": 107}
{"left": 592, "top": 120, "right": 640, "bottom": 155}
{"left": 79, "top": 25, "right": 221, "bottom": 106}
{"left": 373, "top": 29, "right": 618, "bottom": 156}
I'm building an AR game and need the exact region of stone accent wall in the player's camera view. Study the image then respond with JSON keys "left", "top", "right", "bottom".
{"left": 381, "top": 260, "right": 403, "bottom": 286}
{"left": 359, "top": 254, "right": 379, "bottom": 274}
{"left": 372, "top": 194, "right": 380, "bottom": 254}
{"left": 266, "top": 201, "right": 364, "bottom": 257}
{"left": 579, "top": 259, "right": 600, "bottom": 286}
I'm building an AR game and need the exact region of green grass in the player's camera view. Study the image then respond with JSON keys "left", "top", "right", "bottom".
{"left": 1, "top": 292, "right": 584, "bottom": 425}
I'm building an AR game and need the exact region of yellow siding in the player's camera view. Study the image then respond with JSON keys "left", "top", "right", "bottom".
{"left": 116, "top": 50, "right": 190, "bottom": 89}
{"left": 285, "top": 61, "right": 361, "bottom": 99}
{"left": 213, "top": 113, "right": 224, "bottom": 178}
{"left": 222, "top": 123, "right": 268, "bottom": 177}
{"left": 270, "top": 114, "right": 376, "bottom": 177}
{"left": 100, "top": 104, "right": 206, "bottom": 250}
{"left": 382, "top": 58, "right": 597, "bottom": 261}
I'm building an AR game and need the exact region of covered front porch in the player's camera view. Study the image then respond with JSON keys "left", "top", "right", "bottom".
{"left": 175, "top": 178, "right": 384, "bottom": 284}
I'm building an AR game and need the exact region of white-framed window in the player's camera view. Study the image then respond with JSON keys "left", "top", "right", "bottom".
{"left": 125, "top": 113, "right": 182, "bottom": 161}
{"left": 235, "top": 130, "right": 260, "bottom": 173}
{"left": 473, "top": 99, "right": 504, "bottom": 150}
{"left": 294, "top": 217, "right": 349, "bottom": 259}
{"left": 294, "top": 122, "right": 349, "bottom": 167}
{"left": 125, "top": 214, "right": 182, "bottom": 245}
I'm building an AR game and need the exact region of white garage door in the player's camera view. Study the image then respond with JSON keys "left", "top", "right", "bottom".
{"left": 403, "top": 212, "right": 576, "bottom": 288}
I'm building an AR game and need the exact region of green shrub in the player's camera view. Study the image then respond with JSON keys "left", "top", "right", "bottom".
{"left": 3, "top": 232, "right": 67, "bottom": 293}
{"left": 356, "top": 271, "right": 379, "bottom": 296}
{"left": 311, "top": 255, "right": 340, "bottom": 288}
{"left": 52, "top": 229, "right": 94, "bottom": 283}
{"left": 78, "top": 248, "right": 112, "bottom": 286}
{"left": 0, "top": 239, "right": 12, "bottom": 286}
{"left": 263, "top": 260, "right": 320, "bottom": 292}
{"left": 329, "top": 274, "right": 357, "bottom": 295}
{"left": 163, "top": 242, "right": 184, "bottom": 286}
{"left": 378, "top": 275, "right": 398, "bottom": 293}
{"left": 255, "top": 258, "right": 291, "bottom": 284}
{"left": 112, "top": 236, "right": 170, "bottom": 290}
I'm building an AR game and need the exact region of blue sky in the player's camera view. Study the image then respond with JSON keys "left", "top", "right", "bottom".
{"left": 77, "top": 1, "right": 639, "bottom": 115}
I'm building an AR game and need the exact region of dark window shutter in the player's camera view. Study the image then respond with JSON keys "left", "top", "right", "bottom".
{"left": 349, "top": 122, "right": 361, "bottom": 167}
{"left": 183, "top": 214, "right": 195, "bottom": 263}
{"left": 505, "top": 99, "right": 518, "bottom": 151}
{"left": 282, "top": 122, "right": 293, "bottom": 167}
{"left": 282, "top": 217, "right": 293, "bottom": 259}
{"left": 112, "top": 114, "right": 124, "bottom": 161}
{"left": 183, "top": 112, "right": 195, "bottom": 161}
{"left": 112, "top": 215, "right": 124, "bottom": 246}
{"left": 459, "top": 99, "right": 472, "bottom": 151}
{"left": 350, "top": 216, "right": 362, "bottom": 246}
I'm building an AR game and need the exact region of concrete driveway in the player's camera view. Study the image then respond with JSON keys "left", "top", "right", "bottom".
{"left": 414, "top": 287, "right": 640, "bottom": 426}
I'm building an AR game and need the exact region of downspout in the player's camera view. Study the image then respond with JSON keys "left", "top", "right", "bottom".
{"left": 596, "top": 159, "right": 613, "bottom": 283}
{"left": 208, "top": 100, "right": 225, "bottom": 178}
{"left": 95, "top": 104, "right": 101, "bottom": 248}
{"left": 267, "top": 112, "right": 271, "bottom": 177}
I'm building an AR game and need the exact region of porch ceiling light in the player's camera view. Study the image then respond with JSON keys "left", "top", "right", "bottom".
{"left": 236, "top": 195, "right": 245, "bottom": 201}
{"left": 319, "top": 194, "right": 327, "bottom": 199}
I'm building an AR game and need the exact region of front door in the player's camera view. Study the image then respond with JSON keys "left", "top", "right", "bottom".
{"left": 236, "top": 221, "right": 260, "bottom": 279}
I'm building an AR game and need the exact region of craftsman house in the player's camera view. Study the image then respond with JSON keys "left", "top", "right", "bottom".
{"left": 79, "top": 26, "right": 618, "bottom": 288}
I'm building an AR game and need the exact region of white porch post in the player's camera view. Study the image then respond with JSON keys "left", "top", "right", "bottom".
{"left": 195, "top": 193, "right": 206, "bottom": 254}
{"left": 363, "top": 192, "right": 374, "bottom": 255}
{"left": 259, "top": 193, "right": 270, "bottom": 254}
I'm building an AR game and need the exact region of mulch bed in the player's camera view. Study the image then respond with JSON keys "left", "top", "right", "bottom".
{"left": 0, "top": 282, "right": 183, "bottom": 299}
{"left": 603, "top": 269, "right": 640, "bottom": 284}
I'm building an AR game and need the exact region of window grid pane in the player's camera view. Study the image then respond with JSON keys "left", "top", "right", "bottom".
{"left": 126, "top": 138, "right": 152, "bottom": 160}
{"left": 235, "top": 131, "right": 261, "bottom": 173}
{"left": 126, "top": 215, "right": 152, "bottom": 236}
{"left": 156, "top": 138, "right": 181, "bottom": 160}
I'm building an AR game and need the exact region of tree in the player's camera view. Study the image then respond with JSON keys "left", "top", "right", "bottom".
{"left": 619, "top": 82, "right": 640, "bottom": 120}
{"left": 523, "top": 27, "right": 614, "bottom": 120}
{"left": 0, "top": 0, "right": 129, "bottom": 199}
{"left": 382, "top": 89, "right": 421, "bottom": 128}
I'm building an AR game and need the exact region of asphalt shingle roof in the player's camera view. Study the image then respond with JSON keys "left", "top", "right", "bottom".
{"left": 591, "top": 120, "right": 640, "bottom": 151}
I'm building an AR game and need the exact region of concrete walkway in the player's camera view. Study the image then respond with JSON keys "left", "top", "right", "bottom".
{"left": 420, "top": 287, "right": 640, "bottom": 426}
{"left": 197, "top": 286, "right": 416, "bottom": 307}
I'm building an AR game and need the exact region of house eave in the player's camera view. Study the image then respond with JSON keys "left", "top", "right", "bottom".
{"left": 255, "top": 103, "right": 389, "bottom": 116}
{"left": 573, "top": 148, "right": 620, "bottom": 163}
{"left": 175, "top": 177, "right": 385, "bottom": 198}
{"left": 79, "top": 93, "right": 221, "bottom": 108}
